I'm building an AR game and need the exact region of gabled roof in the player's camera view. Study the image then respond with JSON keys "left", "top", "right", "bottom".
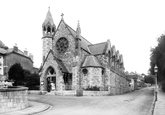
{"left": 42, "top": 7, "right": 55, "bottom": 27}
{"left": 88, "top": 42, "right": 107, "bottom": 55}
{"left": 66, "top": 24, "right": 91, "bottom": 53}
{"left": 39, "top": 50, "right": 69, "bottom": 73}
{"left": 119, "top": 54, "right": 123, "bottom": 64}
{"left": 116, "top": 50, "right": 120, "bottom": 61}
{"left": 0, "top": 48, "right": 7, "bottom": 54}
{"left": 81, "top": 55, "right": 103, "bottom": 68}
{"left": 7, "top": 48, "right": 24, "bottom": 55}
{"left": 111, "top": 45, "right": 116, "bottom": 56}
{"left": 54, "top": 57, "right": 68, "bottom": 73}
{"left": 54, "top": 18, "right": 91, "bottom": 53}
{"left": 0, "top": 47, "right": 33, "bottom": 62}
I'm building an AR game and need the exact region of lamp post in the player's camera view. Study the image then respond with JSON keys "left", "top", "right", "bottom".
{"left": 154, "top": 65, "right": 158, "bottom": 101}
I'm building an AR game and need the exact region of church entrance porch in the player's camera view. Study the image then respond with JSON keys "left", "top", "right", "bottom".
{"left": 63, "top": 73, "right": 72, "bottom": 90}
{"left": 47, "top": 76, "right": 56, "bottom": 92}
{"left": 46, "top": 67, "right": 56, "bottom": 92}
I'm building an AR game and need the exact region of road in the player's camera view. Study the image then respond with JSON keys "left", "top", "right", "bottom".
{"left": 28, "top": 87, "right": 154, "bottom": 115}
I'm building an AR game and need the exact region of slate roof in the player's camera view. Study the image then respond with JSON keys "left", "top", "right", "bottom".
{"left": 88, "top": 42, "right": 107, "bottom": 55}
{"left": 0, "top": 48, "right": 7, "bottom": 54}
{"left": 0, "top": 46, "right": 32, "bottom": 62}
{"left": 39, "top": 50, "right": 69, "bottom": 73}
{"left": 65, "top": 24, "right": 91, "bottom": 53}
{"left": 81, "top": 55, "right": 103, "bottom": 68}
{"left": 54, "top": 57, "right": 68, "bottom": 73}
{"left": 7, "top": 48, "right": 24, "bottom": 55}
{"left": 42, "top": 8, "right": 55, "bottom": 26}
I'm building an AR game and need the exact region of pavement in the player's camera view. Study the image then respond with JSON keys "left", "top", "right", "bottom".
{"left": 154, "top": 88, "right": 165, "bottom": 115}
{"left": 1, "top": 101, "right": 51, "bottom": 115}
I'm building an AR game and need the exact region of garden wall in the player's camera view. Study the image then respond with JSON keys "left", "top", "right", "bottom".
{"left": 0, "top": 86, "right": 28, "bottom": 113}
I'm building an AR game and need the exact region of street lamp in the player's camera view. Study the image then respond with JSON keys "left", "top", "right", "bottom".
{"left": 154, "top": 65, "right": 158, "bottom": 101}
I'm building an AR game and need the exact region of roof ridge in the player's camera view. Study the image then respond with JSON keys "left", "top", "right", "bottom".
{"left": 88, "top": 42, "right": 107, "bottom": 46}
{"left": 82, "top": 55, "right": 103, "bottom": 68}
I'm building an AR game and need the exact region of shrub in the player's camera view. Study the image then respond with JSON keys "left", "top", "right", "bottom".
{"left": 25, "top": 72, "right": 40, "bottom": 90}
{"left": 84, "top": 86, "right": 100, "bottom": 91}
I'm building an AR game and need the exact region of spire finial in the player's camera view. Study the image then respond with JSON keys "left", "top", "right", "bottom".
{"left": 61, "top": 13, "right": 64, "bottom": 19}
{"left": 48, "top": 7, "right": 50, "bottom": 11}
{"left": 76, "top": 20, "right": 81, "bottom": 37}
{"left": 15, "top": 43, "right": 17, "bottom": 47}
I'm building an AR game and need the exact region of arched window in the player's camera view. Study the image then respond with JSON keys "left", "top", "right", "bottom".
{"left": 43, "top": 26, "right": 46, "bottom": 31}
{"left": 47, "top": 26, "right": 51, "bottom": 33}
{"left": 47, "top": 67, "right": 55, "bottom": 75}
{"left": 52, "top": 27, "right": 55, "bottom": 32}
{"left": 82, "top": 68, "right": 88, "bottom": 75}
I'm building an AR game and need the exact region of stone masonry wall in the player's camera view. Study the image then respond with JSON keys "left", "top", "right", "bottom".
{"left": 53, "top": 20, "right": 75, "bottom": 73}
{"left": 43, "top": 38, "right": 52, "bottom": 60}
{"left": 81, "top": 67, "right": 102, "bottom": 90}
{"left": 109, "top": 69, "right": 129, "bottom": 95}
{"left": 0, "top": 87, "right": 28, "bottom": 113}
{"left": 40, "top": 52, "right": 64, "bottom": 91}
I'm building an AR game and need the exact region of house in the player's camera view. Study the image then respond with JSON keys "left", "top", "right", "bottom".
{"left": 0, "top": 42, "right": 33, "bottom": 80}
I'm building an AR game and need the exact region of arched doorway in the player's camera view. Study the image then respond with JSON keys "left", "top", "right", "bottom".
{"left": 46, "top": 67, "right": 56, "bottom": 92}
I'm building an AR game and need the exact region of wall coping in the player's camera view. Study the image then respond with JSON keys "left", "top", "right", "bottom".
{"left": 0, "top": 86, "right": 28, "bottom": 92}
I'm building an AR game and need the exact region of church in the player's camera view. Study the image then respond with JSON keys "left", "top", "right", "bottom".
{"left": 39, "top": 8, "right": 130, "bottom": 95}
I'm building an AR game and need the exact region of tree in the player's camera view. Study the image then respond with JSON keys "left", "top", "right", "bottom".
{"left": 144, "top": 75, "right": 155, "bottom": 85}
{"left": 25, "top": 71, "right": 40, "bottom": 90}
{"left": 8, "top": 63, "right": 40, "bottom": 89}
{"left": 150, "top": 34, "right": 165, "bottom": 92}
{"left": 8, "top": 63, "right": 25, "bottom": 86}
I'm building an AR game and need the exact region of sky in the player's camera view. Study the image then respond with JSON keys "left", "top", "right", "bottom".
{"left": 0, "top": 0, "right": 164, "bottom": 74}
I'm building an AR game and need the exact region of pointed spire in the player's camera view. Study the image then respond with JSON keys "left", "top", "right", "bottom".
{"left": 42, "top": 7, "right": 55, "bottom": 27}
{"left": 76, "top": 20, "right": 81, "bottom": 37}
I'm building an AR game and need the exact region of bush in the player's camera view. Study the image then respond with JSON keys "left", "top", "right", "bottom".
{"left": 25, "top": 72, "right": 40, "bottom": 90}
{"left": 84, "top": 86, "right": 100, "bottom": 91}
{"left": 8, "top": 64, "right": 40, "bottom": 89}
{"left": 144, "top": 75, "right": 155, "bottom": 85}
{"left": 161, "top": 80, "right": 165, "bottom": 92}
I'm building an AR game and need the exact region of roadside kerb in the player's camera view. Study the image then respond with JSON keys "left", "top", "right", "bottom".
{"left": 147, "top": 87, "right": 157, "bottom": 115}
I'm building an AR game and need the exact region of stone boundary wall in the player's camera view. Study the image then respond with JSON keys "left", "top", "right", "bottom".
{"left": 0, "top": 86, "right": 28, "bottom": 113}
{"left": 109, "top": 68, "right": 129, "bottom": 95}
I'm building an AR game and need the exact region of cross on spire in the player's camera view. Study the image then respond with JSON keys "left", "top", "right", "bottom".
{"left": 61, "top": 13, "right": 64, "bottom": 19}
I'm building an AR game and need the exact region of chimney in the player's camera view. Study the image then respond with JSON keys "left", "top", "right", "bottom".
{"left": 13, "top": 43, "right": 18, "bottom": 52}
{"left": 29, "top": 53, "right": 33, "bottom": 61}
{"left": 24, "top": 48, "right": 28, "bottom": 56}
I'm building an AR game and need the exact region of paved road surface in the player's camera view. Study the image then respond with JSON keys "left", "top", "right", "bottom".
{"left": 28, "top": 87, "right": 154, "bottom": 115}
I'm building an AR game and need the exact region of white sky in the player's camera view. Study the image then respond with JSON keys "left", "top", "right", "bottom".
{"left": 0, "top": 0, "right": 164, "bottom": 74}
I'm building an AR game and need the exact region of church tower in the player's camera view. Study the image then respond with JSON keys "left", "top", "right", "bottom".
{"left": 42, "top": 7, "right": 56, "bottom": 62}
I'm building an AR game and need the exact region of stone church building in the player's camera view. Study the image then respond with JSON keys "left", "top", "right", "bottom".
{"left": 39, "top": 8, "right": 130, "bottom": 95}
